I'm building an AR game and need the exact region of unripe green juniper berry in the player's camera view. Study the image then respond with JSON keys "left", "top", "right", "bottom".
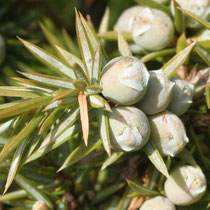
{"left": 115, "top": 6, "right": 174, "bottom": 51}
{"left": 149, "top": 111, "right": 189, "bottom": 157}
{"left": 165, "top": 165, "right": 207, "bottom": 206}
{"left": 100, "top": 56, "right": 149, "bottom": 105}
{"left": 172, "top": 0, "right": 210, "bottom": 28}
{"left": 168, "top": 79, "right": 194, "bottom": 116}
{"left": 136, "top": 70, "right": 175, "bottom": 115}
{"left": 108, "top": 106, "right": 150, "bottom": 152}
{"left": 140, "top": 196, "right": 176, "bottom": 210}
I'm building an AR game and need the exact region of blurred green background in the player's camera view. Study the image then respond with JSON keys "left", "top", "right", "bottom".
{"left": 0, "top": 0, "right": 135, "bottom": 86}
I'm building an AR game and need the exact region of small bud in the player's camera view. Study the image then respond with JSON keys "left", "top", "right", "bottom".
{"left": 172, "top": 0, "right": 210, "bottom": 28}
{"left": 0, "top": 35, "right": 6, "bottom": 66}
{"left": 108, "top": 106, "right": 150, "bottom": 152}
{"left": 164, "top": 165, "right": 207, "bottom": 206}
{"left": 136, "top": 70, "right": 175, "bottom": 115}
{"left": 168, "top": 79, "right": 194, "bottom": 116}
{"left": 100, "top": 56, "right": 149, "bottom": 105}
{"left": 139, "top": 196, "right": 176, "bottom": 210}
{"left": 115, "top": 6, "right": 174, "bottom": 51}
{"left": 32, "top": 200, "right": 48, "bottom": 210}
{"left": 149, "top": 111, "right": 189, "bottom": 157}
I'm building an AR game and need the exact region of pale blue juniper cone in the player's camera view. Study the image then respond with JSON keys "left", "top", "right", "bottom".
{"left": 171, "top": 0, "right": 210, "bottom": 28}
{"left": 0, "top": 35, "right": 6, "bottom": 66}
{"left": 100, "top": 56, "right": 150, "bottom": 105}
{"left": 168, "top": 79, "right": 194, "bottom": 116}
{"left": 149, "top": 111, "right": 189, "bottom": 157}
{"left": 108, "top": 106, "right": 150, "bottom": 152}
{"left": 136, "top": 70, "right": 175, "bottom": 115}
{"left": 164, "top": 165, "right": 207, "bottom": 206}
{"left": 139, "top": 196, "right": 176, "bottom": 210}
{"left": 114, "top": 6, "right": 174, "bottom": 51}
